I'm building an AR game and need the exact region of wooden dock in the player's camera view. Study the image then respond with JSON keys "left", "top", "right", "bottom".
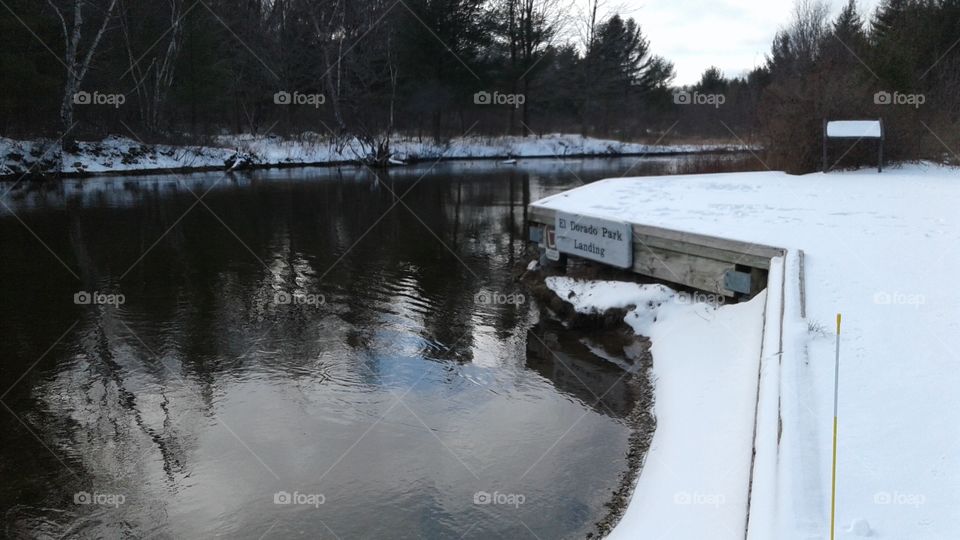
{"left": 528, "top": 205, "right": 786, "bottom": 299}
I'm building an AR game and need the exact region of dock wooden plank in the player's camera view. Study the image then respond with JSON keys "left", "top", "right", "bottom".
{"left": 529, "top": 204, "right": 787, "bottom": 298}
{"left": 530, "top": 206, "right": 783, "bottom": 260}
{"left": 633, "top": 231, "right": 774, "bottom": 270}
{"left": 634, "top": 244, "right": 737, "bottom": 296}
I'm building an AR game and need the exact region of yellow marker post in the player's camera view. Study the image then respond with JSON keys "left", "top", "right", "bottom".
{"left": 830, "top": 313, "right": 842, "bottom": 540}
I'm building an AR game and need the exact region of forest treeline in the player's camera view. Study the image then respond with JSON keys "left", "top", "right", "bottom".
{"left": 0, "top": 0, "right": 958, "bottom": 172}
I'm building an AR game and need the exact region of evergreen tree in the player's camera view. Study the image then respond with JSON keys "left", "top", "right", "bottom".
{"left": 871, "top": 0, "right": 911, "bottom": 39}
{"left": 695, "top": 66, "right": 727, "bottom": 93}
{"left": 833, "top": 0, "right": 867, "bottom": 46}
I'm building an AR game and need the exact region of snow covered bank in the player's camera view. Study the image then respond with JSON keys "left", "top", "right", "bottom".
{"left": 0, "top": 135, "right": 231, "bottom": 177}
{"left": 0, "top": 133, "right": 744, "bottom": 178}
{"left": 543, "top": 277, "right": 768, "bottom": 539}
{"left": 533, "top": 163, "right": 960, "bottom": 539}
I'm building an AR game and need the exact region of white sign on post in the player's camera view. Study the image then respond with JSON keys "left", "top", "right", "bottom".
{"left": 555, "top": 212, "right": 633, "bottom": 268}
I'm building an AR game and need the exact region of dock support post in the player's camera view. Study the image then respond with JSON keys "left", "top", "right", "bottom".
{"left": 540, "top": 250, "right": 567, "bottom": 271}
{"left": 822, "top": 119, "right": 828, "bottom": 173}
{"left": 878, "top": 118, "right": 884, "bottom": 173}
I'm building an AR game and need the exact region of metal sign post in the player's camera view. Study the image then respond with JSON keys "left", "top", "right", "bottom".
{"left": 823, "top": 120, "right": 884, "bottom": 173}
{"left": 830, "top": 313, "right": 842, "bottom": 540}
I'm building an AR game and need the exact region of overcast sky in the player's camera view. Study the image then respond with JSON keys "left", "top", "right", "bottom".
{"left": 618, "top": 0, "right": 882, "bottom": 84}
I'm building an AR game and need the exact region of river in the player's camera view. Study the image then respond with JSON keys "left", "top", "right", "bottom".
{"left": 0, "top": 154, "right": 754, "bottom": 539}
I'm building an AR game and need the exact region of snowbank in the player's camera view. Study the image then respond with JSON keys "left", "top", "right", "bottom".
{"left": 544, "top": 277, "right": 767, "bottom": 539}
{"left": 533, "top": 164, "right": 960, "bottom": 539}
{"left": 0, "top": 133, "right": 744, "bottom": 178}
{"left": 543, "top": 278, "right": 678, "bottom": 319}
{"left": 0, "top": 135, "right": 230, "bottom": 176}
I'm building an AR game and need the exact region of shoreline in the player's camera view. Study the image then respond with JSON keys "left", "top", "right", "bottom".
{"left": 49, "top": 148, "right": 749, "bottom": 180}
{"left": 521, "top": 256, "right": 769, "bottom": 539}
{"left": 519, "top": 260, "right": 658, "bottom": 538}
{"left": 590, "top": 346, "right": 656, "bottom": 538}
{"left": 0, "top": 133, "right": 750, "bottom": 182}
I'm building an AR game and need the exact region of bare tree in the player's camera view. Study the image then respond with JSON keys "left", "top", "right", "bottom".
{"left": 47, "top": 0, "right": 121, "bottom": 129}
{"left": 304, "top": 0, "right": 349, "bottom": 134}
{"left": 574, "top": 0, "right": 625, "bottom": 53}
{"left": 771, "top": 0, "right": 830, "bottom": 75}
{"left": 119, "top": 0, "right": 187, "bottom": 133}
{"left": 345, "top": 1, "right": 404, "bottom": 165}
{"left": 574, "top": 0, "right": 620, "bottom": 135}
{"left": 499, "top": 0, "right": 568, "bottom": 134}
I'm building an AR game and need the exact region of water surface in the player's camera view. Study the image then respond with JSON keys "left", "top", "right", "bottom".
{"left": 0, "top": 155, "right": 751, "bottom": 538}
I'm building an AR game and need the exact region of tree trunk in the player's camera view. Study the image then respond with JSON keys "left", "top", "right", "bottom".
{"left": 55, "top": 0, "right": 120, "bottom": 129}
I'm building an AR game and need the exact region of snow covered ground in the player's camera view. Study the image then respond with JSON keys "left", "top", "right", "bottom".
{"left": 0, "top": 133, "right": 742, "bottom": 177}
{"left": 532, "top": 163, "right": 960, "bottom": 539}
